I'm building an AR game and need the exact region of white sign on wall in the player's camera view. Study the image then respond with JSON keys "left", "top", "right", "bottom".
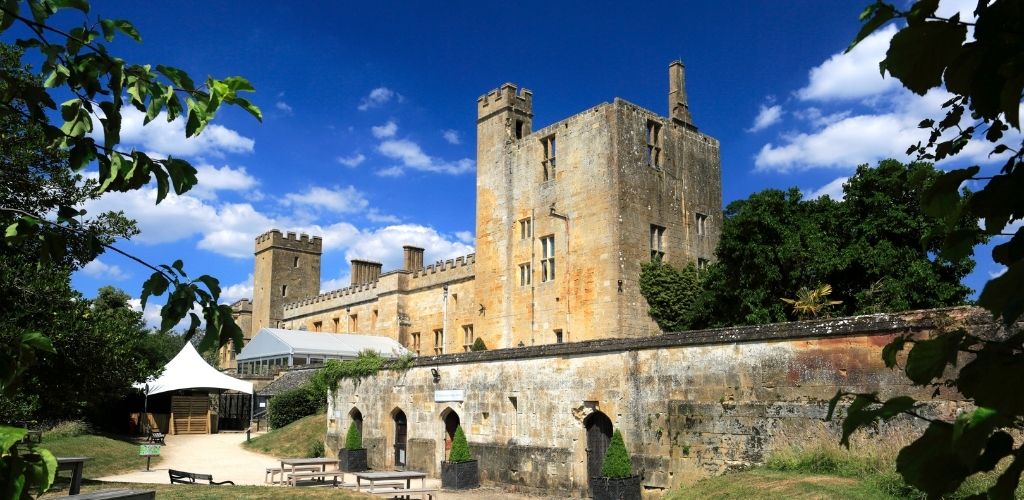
{"left": 434, "top": 390, "right": 465, "bottom": 402}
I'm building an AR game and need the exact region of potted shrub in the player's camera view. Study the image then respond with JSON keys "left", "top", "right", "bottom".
{"left": 338, "top": 422, "right": 367, "bottom": 472}
{"left": 441, "top": 426, "right": 479, "bottom": 489}
{"left": 590, "top": 430, "right": 641, "bottom": 500}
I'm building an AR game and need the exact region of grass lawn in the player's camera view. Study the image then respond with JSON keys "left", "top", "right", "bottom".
{"left": 42, "top": 480, "right": 372, "bottom": 499}
{"left": 42, "top": 433, "right": 159, "bottom": 479}
{"left": 244, "top": 413, "right": 327, "bottom": 458}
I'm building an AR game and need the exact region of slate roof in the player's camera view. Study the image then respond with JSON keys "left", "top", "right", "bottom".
{"left": 258, "top": 367, "right": 318, "bottom": 396}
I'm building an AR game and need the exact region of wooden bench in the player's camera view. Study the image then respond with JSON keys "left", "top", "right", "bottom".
{"left": 168, "top": 469, "right": 234, "bottom": 485}
{"left": 365, "top": 487, "right": 438, "bottom": 499}
{"left": 286, "top": 469, "right": 345, "bottom": 487}
{"left": 53, "top": 489, "right": 155, "bottom": 499}
{"left": 265, "top": 465, "right": 322, "bottom": 484}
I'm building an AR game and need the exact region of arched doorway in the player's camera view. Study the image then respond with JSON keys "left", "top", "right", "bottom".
{"left": 349, "top": 407, "right": 363, "bottom": 436}
{"left": 440, "top": 408, "right": 460, "bottom": 456}
{"left": 393, "top": 409, "right": 408, "bottom": 469}
{"left": 584, "top": 411, "right": 613, "bottom": 484}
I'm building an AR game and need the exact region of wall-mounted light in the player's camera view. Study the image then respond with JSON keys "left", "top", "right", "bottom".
{"left": 430, "top": 368, "right": 441, "bottom": 383}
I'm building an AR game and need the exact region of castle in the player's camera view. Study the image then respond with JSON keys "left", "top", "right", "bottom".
{"left": 222, "top": 61, "right": 722, "bottom": 370}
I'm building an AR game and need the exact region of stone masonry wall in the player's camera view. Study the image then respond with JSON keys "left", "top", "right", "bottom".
{"left": 326, "top": 307, "right": 995, "bottom": 497}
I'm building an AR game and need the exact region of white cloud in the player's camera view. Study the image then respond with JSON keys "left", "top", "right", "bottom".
{"left": 455, "top": 231, "right": 473, "bottom": 244}
{"left": 375, "top": 166, "right": 405, "bottom": 177}
{"left": 281, "top": 186, "right": 369, "bottom": 213}
{"left": 358, "top": 87, "right": 399, "bottom": 111}
{"left": 81, "top": 258, "right": 129, "bottom": 281}
{"left": 748, "top": 104, "right": 783, "bottom": 132}
{"left": 188, "top": 164, "right": 259, "bottom": 200}
{"left": 320, "top": 275, "right": 352, "bottom": 293}
{"left": 990, "top": 266, "right": 1008, "bottom": 279}
{"left": 377, "top": 139, "right": 474, "bottom": 175}
{"left": 337, "top": 153, "right": 366, "bottom": 167}
{"left": 755, "top": 112, "right": 916, "bottom": 172}
{"left": 275, "top": 101, "right": 293, "bottom": 114}
{"left": 797, "top": 25, "right": 901, "bottom": 102}
{"left": 805, "top": 176, "right": 848, "bottom": 201}
{"left": 442, "top": 129, "right": 461, "bottom": 144}
{"left": 220, "top": 274, "right": 254, "bottom": 304}
{"left": 371, "top": 121, "right": 398, "bottom": 139}
{"left": 366, "top": 208, "right": 401, "bottom": 224}
{"left": 116, "top": 108, "right": 255, "bottom": 159}
{"left": 128, "top": 298, "right": 164, "bottom": 330}
{"left": 345, "top": 224, "right": 474, "bottom": 275}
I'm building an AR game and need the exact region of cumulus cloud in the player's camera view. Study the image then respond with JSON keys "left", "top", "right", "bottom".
{"left": 442, "top": 129, "right": 461, "bottom": 144}
{"left": 366, "top": 208, "right": 401, "bottom": 224}
{"left": 375, "top": 166, "right": 405, "bottom": 177}
{"left": 797, "top": 25, "right": 901, "bottom": 102}
{"left": 188, "top": 164, "right": 259, "bottom": 200}
{"left": 377, "top": 139, "right": 474, "bottom": 176}
{"left": 220, "top": 274, "right": 254, "bottom": 304}
{"left": 81, "top": 258, "right": 129, "bottom": 281}
{"left": 805, "top": 177, "right": 848, "bottom": 201}
{"left": 371, "top": 121, "right": 398, "bottom": 139}
{"left": 748, "top": 104, "right": 783, "bottom": 132}
{"left": 337, "top": 153, "right": 366, "bottom": 167}
{"left": 455, "top": 231, "right": 473, "bottom": 244}
{"left": 115, "top": 107, "right": 254, "bottom": 159}
{"left": 358, "top": 87, "right": 400, "bottom": 111}
{"left": 280, "top": 186, "right": 369, "bottom": 213}
{"left": 275, "top": 101, "right": 294, "bottom": 114}
{"left": 128, "top": 298, "right": 164, "bottom": 330}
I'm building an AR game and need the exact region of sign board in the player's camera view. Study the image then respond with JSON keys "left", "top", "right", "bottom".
{"left": 259, "top": 402, "right": 266, "bottom": 408}
{"left": 139, "top": 444, "right": 161, "bottom": 456}
{"left": 434, "top": 390, "right": 465, "bottom": 403}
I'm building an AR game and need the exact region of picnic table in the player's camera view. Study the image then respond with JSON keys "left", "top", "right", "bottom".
{"left": 277, "top": 457, "right": 339, "bottom": 485}
{"left": 56, "top": 457, "right": 90, "bottom": 495}
{"left": 354, "top": 470, "right": 427, "bottom": 491}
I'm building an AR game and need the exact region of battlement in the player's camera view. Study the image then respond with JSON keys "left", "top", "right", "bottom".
{"left": 410, "top": 253, "right": 476, "bottom": 279}
{"left": 281, "top": 280, "right": 379, "bottom": 311}
{"left": 477, "top": 83, "right": 532, "bottom": 119}
{"left": 254, "top": 229, "right": 323, "bottom": 255}
{"left": 231, "top": 299, "right": 252, "bottom": 312}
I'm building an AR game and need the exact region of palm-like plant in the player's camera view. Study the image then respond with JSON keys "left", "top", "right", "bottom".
{"left": 782, "top": 284, "right": 843, "bottom": 319}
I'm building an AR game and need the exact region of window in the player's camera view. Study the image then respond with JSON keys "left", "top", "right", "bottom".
{"left": 332, "top": 317, "right": 340, "bottom": 333}
{"left": 462, "top": 324, "right": 474, "bottom": 352}
{"left": 371, "top": 309, "right": 378, "bottom": 331}
{"left": 646, "top": 120, "right": 662, "bottom": 167}
{"left": 554, "top": 329, "right": 563, "bottom": 344}
{"left": 519, "top": 263, "right": 532, "bottom": 286}
{"left": 650, "top": 224, "right": 666, "bottom": 261}
{"left": 434, "top": 329, "right": 444, "bottom": 355}
{"left": 293, "top": 256, "right": 300, "bottom": 267}
{"left": 696, "top": 213, "right": 708, "bottom": 237}
{"left": 697, "top": 257, "right": 709, "bottom": 271}
{"left": 281, "top": 284, "right": 288, "bottom": 297}
{"left": 349, "top": 313, "right": 358, "bottom": 332}
{"left": 519, "top": 218, "right": 532, "bottom": 239}
{"left": 411, "top": 332, "right": 421, "bottom": 355}
{"left": 542, "top": 135, "right": 557, "bottom": 181}
{"left": 313, "top": 321, "right": 322, "bottom": 332}
{"left": 515, "top": 119, "right": 524, "bottom": 139}
{"left": 540, "top": 235, "right": 555, "bottom": 282}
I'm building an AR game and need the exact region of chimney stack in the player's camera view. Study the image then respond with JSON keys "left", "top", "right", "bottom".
{"left": 350, "top": 259, "right": 382, "bottom": 285}
{"left": 668, "top": 60, "right": 695, "bottom": 129}
{"left": 403, "top": 246, "right": 425, "bottom": 271}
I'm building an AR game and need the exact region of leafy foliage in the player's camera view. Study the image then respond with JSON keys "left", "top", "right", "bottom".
{"left": 268, "top": 384, "right": 322, "bottom": 430}
{"left": 310, "top": 351, "right": 387, "bottom": 393}
{"left": 344, "top": 422, "right": 362, "bottom": 450}
{"left": 827, "top": 2, "right": 1024, "bottom": 498}
{"left": 600, "top": 429, "right": 632, "bottom": 479}
{"left": 447, "top": 426, "right": 471, "bottom": 463}
{"left": 470, "top": 337, "right": 487, "bottom": 352}
{"left": 781, "top": 284, "right": 843, "bottom": 320}
{"left": 638, "top": 261, "right": 703, "bottom": 332}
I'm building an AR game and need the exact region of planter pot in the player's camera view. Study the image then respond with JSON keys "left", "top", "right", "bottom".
{"left": 590, "top": 475, "right": 641, "bottom": 500}
{"left": 339, "top": 448, "right": 367, "bottom": 472}
{"left": 441, "top": 460, "right": 479, "bottom": 490}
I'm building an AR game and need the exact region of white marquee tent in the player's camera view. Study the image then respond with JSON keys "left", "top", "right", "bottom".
{"left": 134, "top": 342, "right": 253, "bottom": 395}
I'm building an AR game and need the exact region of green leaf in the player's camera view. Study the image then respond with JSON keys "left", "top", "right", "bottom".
{"left": 20, "top": 331, "right": 55, "bottom": 354}
{"left": 140, "top": 272, "right": 169, "bottom": 310}
{"left": 195, "top": 275, "right": 221, "bottom": 298}
{"left": 163, "top": 157, "right": 198, "bottom": 195}
{"left": 848, "top": 2, "right": 895, "bottom": 52}
{"left": 978, "top": 262, "right": 1024, "bottom": 325}
{"left": 156, "top": 64, "right": 194, "bottom": 90}
{"left": 49, "top": 0, "right": 90, "bottom": 13}
{"left": 0, "top": 426, "right": 28, "bottom": 452}
{"left": 920, "top": 166, "right": 978, "bottom": 219}
{"left": 904, "top": 330, "right": 963, "bottom": 385}
{"left": 110, "top": 19, "right": 140, "bottom": 42}
{"left": 0, "top": 0, "right": 19, "bottom": 31}
{"left": 957, "top": 348, "right": 1024, "bottom": 415}
{"left": 227, "top": 96, "right": 263, "bottom": 122}
{"left": 896, "top": 421, "right": 970, "bottom": 497}
{"left": 881, "top": 20, "right": 968, "bottom": 95}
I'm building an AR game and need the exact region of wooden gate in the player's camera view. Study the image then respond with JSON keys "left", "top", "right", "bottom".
{"left": 218, "top": 393, "right": 250, "bottom": 431}
{"left": 170, "top": 395, "right": 210, "bottom": 434}
{"left": 585, "top": 412, "right": 612, "bottom": 487}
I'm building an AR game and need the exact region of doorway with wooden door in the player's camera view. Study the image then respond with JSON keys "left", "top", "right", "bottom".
{"left": 441, "top": 408, "right": 460, "bottom": 457}
{"left": 393, "top": 409, "right": 408, "bottom": 469}
{"left": 584, "top": 411, "right": 613, "bottom": 488}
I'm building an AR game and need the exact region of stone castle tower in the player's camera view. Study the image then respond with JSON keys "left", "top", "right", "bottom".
{"left": 251, "top": 230, "right": 322, "bottom": 333}
{"left": 230, "top": 61, "right": 721, "bottom": 365}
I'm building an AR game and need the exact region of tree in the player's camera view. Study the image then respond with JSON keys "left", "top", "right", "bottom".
{"left": 638, "top": 261, "right": 703, "bottom": 332}
{"left": 344, "top": 422, "right": 362, "bottom": 450}
{"left": 827, "top": 2, "right": 1024, "bottom": 498}
{"left": 447, "top": 426, "right": 471, "bottom": 463}
{"left": 600, "top": 430, "right": 632, "bottom": 479}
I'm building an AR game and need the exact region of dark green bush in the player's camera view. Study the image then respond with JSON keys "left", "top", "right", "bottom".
{"left": 470, "top": 338, "right": 487, "bottom": 351}
{"left": 268, "top": 384, "right": 321, "bottom": 429}
{"left": 345, "top": 422, "right": 362, "bottom": 449}
{"left": 601, "top": 429, "right": 632, "bottom": 479}
{"left": 307, "top": 439, "right": 324, "bottom": 458}
{"left": 448, "top": 426, "right": 472, "bottom": 463}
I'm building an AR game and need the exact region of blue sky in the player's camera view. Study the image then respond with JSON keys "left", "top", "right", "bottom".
{"left": 22, "top": 0, "right": 1006, "bottom": 326}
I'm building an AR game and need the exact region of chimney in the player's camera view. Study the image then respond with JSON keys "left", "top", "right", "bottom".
{"left": 668, "top": 60, "right": 695, "bottom": 129}
{"left": 403, "top": 246, "right": 425, "bottom": 271}
{"left": 350, "top": 259, "right": 382, "bottom": 285}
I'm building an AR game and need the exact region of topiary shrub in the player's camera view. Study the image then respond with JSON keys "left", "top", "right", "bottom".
{"left": 268, "top": 384, "right": 321, "bottom": 429}
{"left": 601, "top": 429, "right": 632, "bottom": 478}
{"left": 470, "top": 338, "right": 487, "bottom": 351}
{"left": 307, "top": 439, "right": 324, "bottom": 458}
{"left": 344, "top": 422, "right": 362, "bottom": 450}
{"left": 448, "top": 425, "right": 472, "bottom": 463}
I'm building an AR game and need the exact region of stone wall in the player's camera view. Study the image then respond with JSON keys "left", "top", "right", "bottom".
{"left": 326, "top": 307, "right": 993, "bottom": 497}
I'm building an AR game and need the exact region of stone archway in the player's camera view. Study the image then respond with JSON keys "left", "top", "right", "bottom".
{"left": 392, "top": 408, "right": 408, "bottom": 469}
{"left": 583, "top": 411, "right": 613, "bottom": 487}
{"left": 440, "top": 407, "right": 461, "bottom": 456}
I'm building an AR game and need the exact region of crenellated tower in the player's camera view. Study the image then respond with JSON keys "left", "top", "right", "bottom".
{"left": 251, "top": 229, "right": 322, "bottom": 337}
